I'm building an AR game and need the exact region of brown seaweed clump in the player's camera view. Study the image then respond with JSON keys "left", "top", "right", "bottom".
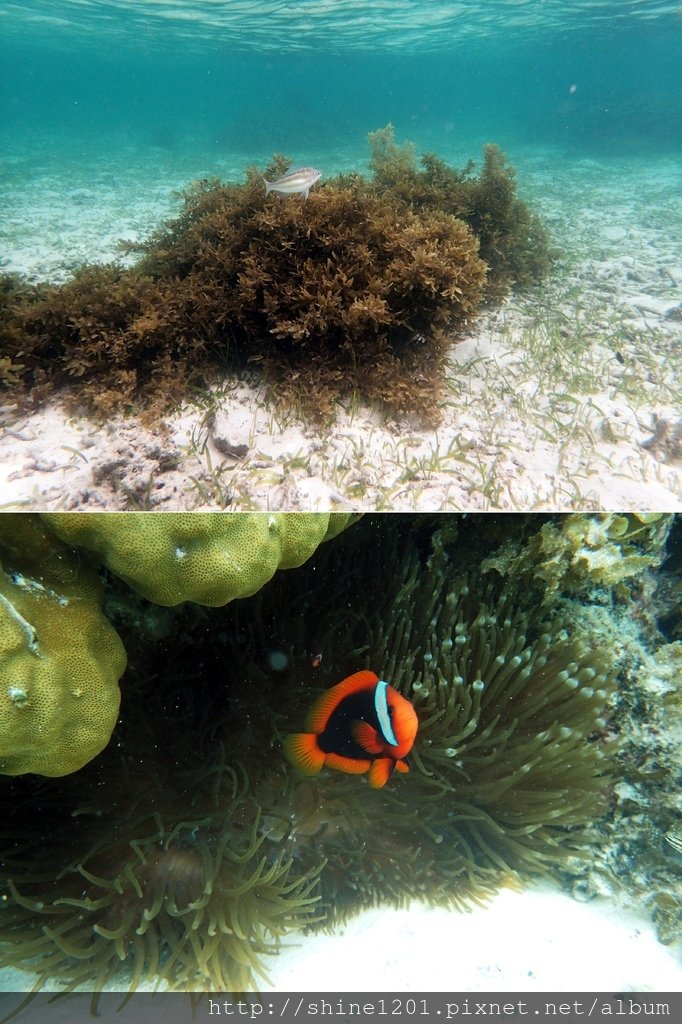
{"left": 368, "top": 125, "right": 553, "bottom": 299}
{"left": 0, "top": 127, "right": 551, "bottom": 424}
{"left": 0, "top": 162, "right": 486, "bottom": 423}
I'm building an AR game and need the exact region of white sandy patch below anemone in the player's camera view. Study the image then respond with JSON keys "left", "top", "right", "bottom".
{"left": 0, "top": 884, "right": 680, "bottom": 998}
{"left": 266, "top": 884, "right": 682, "bottom": 992}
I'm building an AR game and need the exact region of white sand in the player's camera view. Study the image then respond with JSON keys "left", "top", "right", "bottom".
{"left": 1, "top": 148, "right": 681, "bottom": 511}
{"left": 1, "top": 885, "right": 680, "bottom": 999}
{"left": 267, "top": 887, "right": 682, "bottom": 992}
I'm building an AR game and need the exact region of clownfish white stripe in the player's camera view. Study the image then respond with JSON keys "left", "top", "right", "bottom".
{"left": 375, "top": 679, "right": 398, "bottom": 747}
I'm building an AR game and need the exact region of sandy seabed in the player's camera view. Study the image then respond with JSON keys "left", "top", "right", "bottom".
{"left": 0, "top": 885, "right": 680, "bottom": 1007}
{"left": 266, "top": 886, "right": 682, "bottom": 992}
{"left": 1, "top": 144, "right": 681, "bottom": 511}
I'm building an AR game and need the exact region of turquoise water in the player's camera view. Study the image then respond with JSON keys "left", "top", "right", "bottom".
{"left": 2, "top": 0, "right": 681, "bottom": 174}
{"left": 1, "top": 3, "right": 682, "bottom": 512}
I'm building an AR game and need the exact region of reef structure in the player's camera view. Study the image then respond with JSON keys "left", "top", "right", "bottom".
{"left": 42, "top": 511, "right": 355, "bottom": 606}
{"left": 1, "top": 513, "right": 673, "bottom": 995}
{"left": 0, "top": 516, "right": 126, "bottom": 777}
{"left": 0, "top": 512, "right": 356, "bottom": 778}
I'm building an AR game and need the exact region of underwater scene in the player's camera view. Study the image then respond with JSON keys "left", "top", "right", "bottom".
{"left": 0, "top": 511, "right": 681, "bottom": 1001}
{"left": 1, "top": 1, "right": 681, "bottom": 511}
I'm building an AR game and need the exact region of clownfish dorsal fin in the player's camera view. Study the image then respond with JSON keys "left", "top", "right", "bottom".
{"left": 352, "top": 720, "right": 383, "bottom": 755}
{"left": 374, "top": 679, "right": 398, "bottom": 747}
{"left": 282, "top": 733, "right": 325, "bottom": 776}
{"left": 368, "top": 757, "right": 394, "bottom": 789}
{"left": 305, "top": 669, "right": 380, "bottom": 733}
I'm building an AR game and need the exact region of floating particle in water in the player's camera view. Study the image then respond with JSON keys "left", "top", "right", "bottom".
{"left": 268, "top": 650, "right": 289, "bottom": 672}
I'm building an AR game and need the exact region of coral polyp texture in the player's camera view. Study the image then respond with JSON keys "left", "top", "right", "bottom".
{"left": 0, "top": 128, "right": 549, "bottom": 423}
{"left": 43, "top": 511, "right": 355, "bottom": 606}
{"left": 0, "top": 513, "right": 632, "bottom": 996}
{"left": 0, "top": 516, "right": 127, "bottom": 777}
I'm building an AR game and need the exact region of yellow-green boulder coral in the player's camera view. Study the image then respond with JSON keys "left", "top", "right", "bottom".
{"left": 0, "top": 516, "right": 127, "bottom": 777}
{"left": 42, "top": 512, "right": 357, "bottom": 607}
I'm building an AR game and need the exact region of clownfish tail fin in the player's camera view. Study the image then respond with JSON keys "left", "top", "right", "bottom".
{"left": 283, "top": 733, "right": 325, "bottom": 776}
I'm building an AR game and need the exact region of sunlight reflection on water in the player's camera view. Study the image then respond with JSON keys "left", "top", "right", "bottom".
{"left": 2, "top": 0, "right": 679, "bottom": 53}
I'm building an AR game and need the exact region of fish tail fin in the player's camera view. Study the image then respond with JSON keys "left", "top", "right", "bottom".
{"left": 368, "top": 758, "right": 395, "bottom": 789}
{"left": 263, "top": 176, "right": 272, "bottom": 196}
{"left": 282, "top": 732, "right": 325, "bottom": 776}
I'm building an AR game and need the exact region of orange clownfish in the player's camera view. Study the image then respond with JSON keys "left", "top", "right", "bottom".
{"left": 283, "top": 670, "right": 418, "bottom": 789}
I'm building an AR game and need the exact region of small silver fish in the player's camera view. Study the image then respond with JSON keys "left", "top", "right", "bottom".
{"left": 263, "top": 166, "right": 321, "bottom": 200}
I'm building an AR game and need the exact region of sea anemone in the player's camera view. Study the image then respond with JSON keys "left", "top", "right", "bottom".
{"left": 262, "top": 519, "right": 619, "bottom": 922}
{"left": 0, "top": 757, "right": 322, "bottom": 993}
